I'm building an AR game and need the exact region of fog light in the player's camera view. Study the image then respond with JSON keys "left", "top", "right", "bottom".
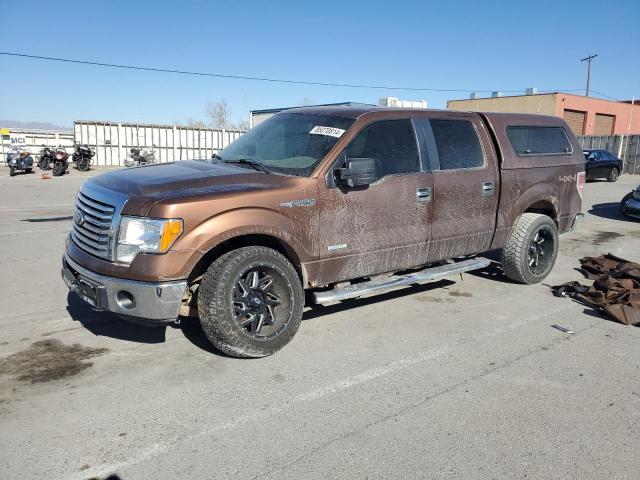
{"left": 116, "top": 290, "right": 136, "bottom": 309}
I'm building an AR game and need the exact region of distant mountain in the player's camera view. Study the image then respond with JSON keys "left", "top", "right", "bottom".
{"left": 0, "top": 120, "right": 72, "bottom": 131}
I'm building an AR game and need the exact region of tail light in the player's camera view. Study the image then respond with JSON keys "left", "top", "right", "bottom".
{"left": 577, "top": 171, "right": 586, "bottom": 198}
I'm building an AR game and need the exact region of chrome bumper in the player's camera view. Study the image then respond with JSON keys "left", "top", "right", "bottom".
{"left": 62, "top": 253, "right": 187, "bottom": 322}
{"left": 622, "top": 197, "right": 640, "bottom": 219}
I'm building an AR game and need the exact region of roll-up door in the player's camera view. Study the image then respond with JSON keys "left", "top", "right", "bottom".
{"left": 563, "top": 109, "right": 586, "bottom": 135}
{"left": 594, "top": 114, "right": 615, "bottom": 135}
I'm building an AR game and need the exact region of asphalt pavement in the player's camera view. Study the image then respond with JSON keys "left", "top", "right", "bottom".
{"left": 1, "top": 166, "right": 639, "bottom": 480}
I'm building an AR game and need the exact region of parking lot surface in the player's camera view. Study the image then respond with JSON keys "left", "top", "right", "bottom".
{"left": 1, "top": 167, "right": 639, "bottom": 480}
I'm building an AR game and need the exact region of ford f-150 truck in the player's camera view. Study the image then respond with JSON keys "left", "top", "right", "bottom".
{"left": 62, "top": 107, "right": 585, "bottom": 357}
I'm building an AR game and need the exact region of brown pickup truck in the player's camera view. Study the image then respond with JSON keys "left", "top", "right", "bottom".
{"left": 62, "top": 106, "right": 585, "bottom": 357}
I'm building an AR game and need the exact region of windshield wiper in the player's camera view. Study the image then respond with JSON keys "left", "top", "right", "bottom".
{"left": 211, "top": 153, "right": 223, "bottom": 163}
{"left": 224, "top": 158, "right": 272, "bottom": 174}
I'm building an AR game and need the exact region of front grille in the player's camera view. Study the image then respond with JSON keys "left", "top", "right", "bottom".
{"left": 71, "top": 191, "right": 116, "bottom": 260}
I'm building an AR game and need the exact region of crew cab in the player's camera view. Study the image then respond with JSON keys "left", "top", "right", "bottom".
{"left": 62, "top": 107, "right": 585, "bottom": 357}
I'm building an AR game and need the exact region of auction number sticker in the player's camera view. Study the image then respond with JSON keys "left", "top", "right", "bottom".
{"left": 309, "top": 126, "right": 345, "bottom": 138}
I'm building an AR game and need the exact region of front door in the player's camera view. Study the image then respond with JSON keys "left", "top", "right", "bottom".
{"left": 314, "top": 119, "right": 433, "bottom": 284}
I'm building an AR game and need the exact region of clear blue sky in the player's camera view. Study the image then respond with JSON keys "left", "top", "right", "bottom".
{"left": 1, "top": 0, "right": 638, "bottom": 127}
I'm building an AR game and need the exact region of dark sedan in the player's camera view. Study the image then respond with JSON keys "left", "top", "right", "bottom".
{"left": 583, "top": 149, "right": 623, "bottom": 182}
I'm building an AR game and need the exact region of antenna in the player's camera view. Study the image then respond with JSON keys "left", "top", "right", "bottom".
{"left": 580, "top": 54, "right": 598, "bottom": 97}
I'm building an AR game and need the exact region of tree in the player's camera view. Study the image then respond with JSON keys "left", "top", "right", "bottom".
{"left": 206, "top": 99, "right": 230, "bottom": 129}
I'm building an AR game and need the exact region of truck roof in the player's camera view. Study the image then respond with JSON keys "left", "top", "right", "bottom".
{"left": 284, "top": 106, "right": 567, "bottom": 125}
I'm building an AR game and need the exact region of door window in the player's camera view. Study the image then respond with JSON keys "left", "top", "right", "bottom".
{"left": 430, "top": 119, "right": 485, "bottom": 170}
{"left": 343, "top": 119, "right": 420, "bottom": 177}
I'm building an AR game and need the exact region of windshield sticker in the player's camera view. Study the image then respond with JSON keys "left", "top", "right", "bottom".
{"left": 309, "top": 126, "right": 346, "bottom": 138}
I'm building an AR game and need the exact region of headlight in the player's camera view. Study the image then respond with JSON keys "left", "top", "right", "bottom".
{"left": 633, "top": 189, "right": 640, "bottom": 200}
{"left": 116, "top": 216, "right": 183, "bottom": 263}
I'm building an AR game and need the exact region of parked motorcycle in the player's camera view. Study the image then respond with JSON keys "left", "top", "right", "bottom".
{"left": 72, "top": 143, "right": 94, "bottom": 171}
{"left": 124, "top": 147, "right": 156, "bottom": 167}
{"left": 38, "top": 145, "right": 55, "bottom": 170}
{"left": 6, "top": 148, "right": 34, "bottom": 176}
{"left": 52, "top": 146, "right": 70, "bottom": 177}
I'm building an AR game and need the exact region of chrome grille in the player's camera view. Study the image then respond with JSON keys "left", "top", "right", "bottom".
{"left": 71, "top": 191, "right": 115, "bottom": 260}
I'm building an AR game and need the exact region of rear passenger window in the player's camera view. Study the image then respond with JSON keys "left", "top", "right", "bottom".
{"left": 507, "top": 126, "right": 572, "bottom": 156}
{"left": 344, "top": 119, "right": 419, "bottom": 177}
{"left": 430, "top": 119, "right": 484, "bottom": 170}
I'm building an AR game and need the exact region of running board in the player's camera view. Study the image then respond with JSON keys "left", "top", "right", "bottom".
{"left": 313, "top": 257, "right": 491, "bottom": 305}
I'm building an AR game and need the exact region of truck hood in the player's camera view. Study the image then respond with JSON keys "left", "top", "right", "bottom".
{"left": 86, "top": 160, "right": 296, "bottom": 215}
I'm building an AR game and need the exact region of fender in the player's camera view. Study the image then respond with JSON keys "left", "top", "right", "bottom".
{"left": 491, "top": 174, "right": 560, "bottom": 250}
{"left": 174, "top": 207, "right": 314, "bottom": 282}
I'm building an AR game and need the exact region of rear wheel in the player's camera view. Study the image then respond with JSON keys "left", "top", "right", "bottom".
{"left": 608, "top": 167, "right": 619, "bottom": 182}
{"left": 25, "top": 168, "right": 33, "bottom": 174}
{"left": 52, "top": 162, "right": 66, "bottom": 177}
{"left": 198, "top": 246, "right": 304, "bottom": 358}
{"left": 501, "top": 213, "right": 558, "bottom": 284}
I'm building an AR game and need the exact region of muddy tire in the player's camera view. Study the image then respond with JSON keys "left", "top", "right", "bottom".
{"left": 9, "top": 166, "right": 16, "bottom": 177}
{"left": 199, "top": 246, "right": 304, "bottom": 358}
{"left": 607, "top": 167, "right": 619, "bottom": 182}
{"left": 52, "top": 162, "right": 66, "bottom": 177}
{"left": 501, "top": 213, "right": 559, "bottom": 284}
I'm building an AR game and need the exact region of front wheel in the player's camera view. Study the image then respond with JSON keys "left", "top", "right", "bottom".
{"left": 76, "top": 158, "right": 90, "bottom": 171}
{"left": 199, "top": 246, "right": 304, "bottom": 358}
{"left": 52, "top": 162, "right": 66, "bottom": 177}
{"left": 501, "top": 213, "right": 559, "bottom": 284}
{"left": 608, "top": 167, "right": 619, "bottom": 182}
{"left": 9, "top": 166, "right": 16, "bottom": 177}
{"left": 37, "top": 157, "right": 51, "bottom": 170}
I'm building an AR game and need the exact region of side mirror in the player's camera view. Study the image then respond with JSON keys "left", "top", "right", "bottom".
{"left": 336, "top": 157, "right": 379, "bottom": 188}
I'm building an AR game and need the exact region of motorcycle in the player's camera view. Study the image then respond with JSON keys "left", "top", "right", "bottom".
{"left": 124, "top": 147, "right": 156, "bottom": 167}
{"left": 72, "top": 143, "right": 94, "bottom": 171}
{"left": 38, "top": 145, "right": 55, "bottom": 170}
{"left": 6, "top": 148, "right": 34, "bottom": 176}
{"left": 52, "top": 146, "right": 70, "bottom": 177}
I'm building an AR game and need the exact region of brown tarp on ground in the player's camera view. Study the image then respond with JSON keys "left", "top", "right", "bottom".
{"left": 552, "top": 254, "right": 640, "bottom": 326}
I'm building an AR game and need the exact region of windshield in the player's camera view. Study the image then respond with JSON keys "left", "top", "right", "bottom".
{"left": 218, "top": 112, "right": 355, "bottom": 176}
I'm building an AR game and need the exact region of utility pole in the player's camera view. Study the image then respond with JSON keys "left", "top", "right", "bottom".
{"left": 580, "top": 54, "right": 598, "bottom": 97}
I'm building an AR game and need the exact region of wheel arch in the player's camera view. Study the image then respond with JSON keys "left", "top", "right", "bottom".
{"left": 524, "top": 199, "right": 558, "bottom": 226}
{"left": 188, "top": 233, "right": 304, "bottom": 285}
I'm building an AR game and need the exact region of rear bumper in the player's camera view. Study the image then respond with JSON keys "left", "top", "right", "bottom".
{"left": 62, "top": 253, "right": 187, "bottom": 322}
{"left": 622, "top": 197, "right": 640, "bottom": 219}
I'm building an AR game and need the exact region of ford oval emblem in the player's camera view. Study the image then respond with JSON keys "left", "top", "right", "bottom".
{"left": 74, "top": 210, "right": 85, "bottom": 226}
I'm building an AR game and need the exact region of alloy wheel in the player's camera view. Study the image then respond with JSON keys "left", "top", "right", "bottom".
{"left": 232, "top": 266, "right": 291, "bottom": 338}
{"left": 527, "top": 226, "right": 555, "bottom": 275}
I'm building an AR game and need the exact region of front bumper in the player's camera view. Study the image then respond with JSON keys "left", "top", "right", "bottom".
{"left": 62, "top": 253, "right": 187, "bottom": 322}
{"left": 622, "top": 196, "right": 640, "bottom": 219}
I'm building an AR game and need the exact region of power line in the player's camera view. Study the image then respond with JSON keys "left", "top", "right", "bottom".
{"left": 0, "top": 51, "right": 553, "bottom": 94}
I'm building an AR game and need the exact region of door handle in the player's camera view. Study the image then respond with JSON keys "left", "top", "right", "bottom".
{"left": 481, "top": 181, "right": 495, "bottom": 196}
{"left": 416, "top": 187, "right": 432, "bottom": 202}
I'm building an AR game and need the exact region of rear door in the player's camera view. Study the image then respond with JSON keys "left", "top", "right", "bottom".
{"left": 414, "top": 113, "right": 500, "bottom": 261}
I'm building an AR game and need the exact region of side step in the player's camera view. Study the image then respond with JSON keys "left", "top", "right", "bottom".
{"left": 313, "top": 257, "right": 491, "bottom": 305}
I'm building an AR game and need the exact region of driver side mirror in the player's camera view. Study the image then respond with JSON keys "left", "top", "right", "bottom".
{"left": 336, "top": 157, "right": 379, "bottom": 188}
